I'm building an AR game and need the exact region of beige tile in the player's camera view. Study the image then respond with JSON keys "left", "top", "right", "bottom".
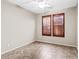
{"left": 1, "top": 41, "right": 78, "bottom": 59}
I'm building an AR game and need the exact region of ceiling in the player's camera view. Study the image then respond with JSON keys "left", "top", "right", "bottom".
{"left": 8, "top": 0, "right": 78, "bottom": 14}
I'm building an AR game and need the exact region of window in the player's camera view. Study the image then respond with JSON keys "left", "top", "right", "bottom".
{"left": 42, "top": 13, "right": 65, "bottom": 37}
{"left": 42, "top": 15, "right": 51, "bottom": 36}
{"left": 53, "top": 13, "right": 65, "bottom": 37}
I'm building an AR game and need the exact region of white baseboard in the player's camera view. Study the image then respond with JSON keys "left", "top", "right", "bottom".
{"left": 1, "top": 40, "right": 34, "bottom": 55}
{"left": 36, "top": 40, "right": 77, "bottom": 48}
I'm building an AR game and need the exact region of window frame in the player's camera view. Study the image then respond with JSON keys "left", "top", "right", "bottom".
{"left": 53, "top": 13, "right": 65, "bottom": 37}
{"left": 42, "top": 15, "right": 51, "bottom": 36}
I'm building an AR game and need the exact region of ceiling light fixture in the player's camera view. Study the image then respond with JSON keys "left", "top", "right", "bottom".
{"left": 38, "top": 2, "right": 50, "bottom": 9}
{"left": 38, "top": 1, "right": 51, "bottom": 9}
{"left": 32, "top": 0, "right": 51, "bottom": 9}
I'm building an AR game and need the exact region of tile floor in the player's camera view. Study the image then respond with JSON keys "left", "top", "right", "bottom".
{"left": 2, "top": 41, "right": 78, "bottom": 59}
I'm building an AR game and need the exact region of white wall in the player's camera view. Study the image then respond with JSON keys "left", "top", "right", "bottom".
{"left": 36, "top": 7, "right": 77, "bottom": 47}
{"left": 1, "top": 0, "right": 36, "bottom": 54}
